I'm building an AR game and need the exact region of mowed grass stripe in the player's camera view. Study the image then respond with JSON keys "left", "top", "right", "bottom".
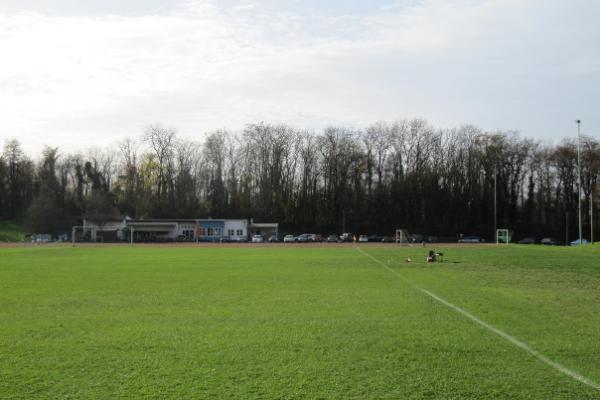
{"left": 366, "top": 244, "right": 600, "bottom": 389}
{"left": 356, "top": 246, "right": 600, "bottom": 394}
{"left": 1, "top": 245, "right": 599, "bottom": 399}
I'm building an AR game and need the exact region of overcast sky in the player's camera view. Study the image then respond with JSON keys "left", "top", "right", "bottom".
{"left": 1, "top": 0, "right": 598, "bottom": 155}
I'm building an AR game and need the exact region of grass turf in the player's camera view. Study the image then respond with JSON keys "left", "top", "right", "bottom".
{"left": 1, "top": 244, "right": 599, "bottom": 399}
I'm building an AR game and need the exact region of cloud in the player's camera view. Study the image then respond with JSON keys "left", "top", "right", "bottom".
{"left": 0, "top": 0, "right": 598, "bottom": 154}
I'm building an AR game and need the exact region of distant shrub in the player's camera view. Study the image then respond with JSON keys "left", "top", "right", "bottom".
{"left": 0, "top": 221, "right": 26, "bottom": 242}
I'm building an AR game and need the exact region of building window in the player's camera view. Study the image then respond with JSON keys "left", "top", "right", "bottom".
{"left": 236, "top": 229, "right": 243, "bottom": 236}
{"left": 228, "top": 229, "right": 234, "bottom": 236}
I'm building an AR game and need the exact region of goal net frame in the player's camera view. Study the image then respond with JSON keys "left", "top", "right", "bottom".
{"left": 395, "top": 229, "right": 410, "bottom": 244}
{"left": 496, "top": 229, "right": 512, "bottom": 244}
{"left": 71, "top": 225, "right": 97, "bottom": 246}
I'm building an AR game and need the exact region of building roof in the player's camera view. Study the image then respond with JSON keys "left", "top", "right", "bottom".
{"left": 249, "top": 222, "right": 279, "bottom": 228}
{"left": 127, "top": 219, "right": 197, "bottom": 223}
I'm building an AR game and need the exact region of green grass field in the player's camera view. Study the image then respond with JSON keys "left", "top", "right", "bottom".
{"left": 1, "top": 244, "right": 599, "bottom": 399}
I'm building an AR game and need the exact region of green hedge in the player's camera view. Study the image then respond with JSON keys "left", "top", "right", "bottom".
{"left": 0, "top": 221, "right": 26, "bottom": 242}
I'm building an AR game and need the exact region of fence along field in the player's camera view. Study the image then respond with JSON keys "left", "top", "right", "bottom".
{"left": 0, "top": 244, "right": 599, "bottom": 399}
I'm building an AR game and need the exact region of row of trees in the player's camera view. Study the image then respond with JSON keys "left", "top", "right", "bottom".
{"left": 1, "top": 120, "right": 599, "bottom": 241}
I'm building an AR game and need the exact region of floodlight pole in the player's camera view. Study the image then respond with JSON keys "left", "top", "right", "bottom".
{"left": 576, "top": 120, "right": 583, "bottom": 245}
{"left": 494, "top": 164, "right": 497, "bottom": 243}
{"left": 591, "top": 191, "right": 594, "bottom": 244}
{"left": 565, "top": 212, "right": 569, "bottom": 245}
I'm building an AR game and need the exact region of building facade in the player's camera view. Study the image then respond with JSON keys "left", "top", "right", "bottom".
{"left": 82, "top": 217, "right": 277, "bottom": 243}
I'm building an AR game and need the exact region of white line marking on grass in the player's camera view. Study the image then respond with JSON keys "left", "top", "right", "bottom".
{"left": 355, "top": 246, "right": 600, "bottom": 393}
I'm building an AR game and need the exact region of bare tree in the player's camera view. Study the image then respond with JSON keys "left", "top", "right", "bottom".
{"left": 142, "top": 124, "right": 177, "bottom": 214}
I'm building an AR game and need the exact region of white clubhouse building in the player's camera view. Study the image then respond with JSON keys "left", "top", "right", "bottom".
{"left": 80, "top": 217, "right": 278, "bottom": 242}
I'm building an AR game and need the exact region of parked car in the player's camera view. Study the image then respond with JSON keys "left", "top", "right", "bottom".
{"left": 368, "top": 234, "right": 382, "bottom": 242}
{"left": 540, "top": 237, "right": 561, "bottom": 246}
{"left": 296, "top": 234, "right": 310, "bottom": 242}
{"left": 570, "top": 238, "right": 589, "bottom": 246}
{"left": 268, "top": 235, "right": 281, "bottom": 243}
{"left": 308, "top": 234, "right": 323, "bottom": 242}
{"left": 326, "top": 234, "right": 338, "bottom": 243}
{"left": 409, "top": 233, "right": 424, "bottom": 243}
{"left": 339, "top": 233, "right": 353, "bottom": 242}
{"left": 358, "top": 235, "right": 369, "bottom": 242}
{"left": 283, "top": 234, "right": 295, "bottom": 243}
{"left": 458, "top": 236, "right": 485, "bottom": 243}
{"left": 426, "top": 236, "right": 438, "bottom": 243}
{"left": 518, "top": 237, "right": 537, "bottom": 244}
{"left": 32, "top": 234, "right": 53, "bottom": 243}
{"left": 251, "top": 234, "right": 264, "bottom": 243}
{"left": 381, "top": 236, "right": 394, "bottom": 243}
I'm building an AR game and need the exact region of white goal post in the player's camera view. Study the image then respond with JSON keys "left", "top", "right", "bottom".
{"left": 72, "top": 225, "right": 135, "bottom": 246}
{"left": 395, "top": 229, "right": 410, "bottom": 244}
{"left": 71, "top": 225, "right": 96, "bottom": 246}
{"left": 496, "top": 229, "right": 512, "bottom": 244}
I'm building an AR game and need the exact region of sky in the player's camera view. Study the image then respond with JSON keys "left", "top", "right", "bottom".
{"left": 0, "top": 0, "right": 598, "bottom": 155}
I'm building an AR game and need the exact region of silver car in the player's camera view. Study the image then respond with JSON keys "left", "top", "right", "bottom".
{"left": 251, "top": 235, "right": 264, "bottom": 243}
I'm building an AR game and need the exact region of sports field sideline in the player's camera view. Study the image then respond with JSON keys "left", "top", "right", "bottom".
{"left": 1, "top": 244, "right": 599, "bottom": 399}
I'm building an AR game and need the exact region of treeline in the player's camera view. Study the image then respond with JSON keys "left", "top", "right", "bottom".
{"left": 1, "top": 120, "right": 599, "bottom": 241}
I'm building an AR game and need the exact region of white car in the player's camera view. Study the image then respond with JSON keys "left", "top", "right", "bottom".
{"left": 283, "top": 235, "right": 295, "bottom": 243}
{"left": 458, "top": 236, "right": 485, "bottom": 243}
{"left": 358, "top": 235, "right": 369, "bottom": 242}
{"left": 251, "top": 235, "right": 264, "bottom": 243}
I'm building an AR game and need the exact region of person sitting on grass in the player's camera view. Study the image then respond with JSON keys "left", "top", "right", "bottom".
{"left": 427, "top": 250, "right": 444, "bottom": 263}
{"left": 427, "top": 250, "right": 436, "bottom": 262}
